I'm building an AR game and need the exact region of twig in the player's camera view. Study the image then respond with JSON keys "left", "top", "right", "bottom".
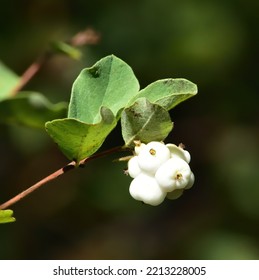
{"left": 10, "top": 28, "right": 100, "bottom": 96}
{"left": 70, "top": 28, "right": 100, "bottom": 46}
{"left": 0, "top": 146, "right": 124, "bottom": 210}
{"left": 10, "top": 52, "right": 51, "bottom": 96}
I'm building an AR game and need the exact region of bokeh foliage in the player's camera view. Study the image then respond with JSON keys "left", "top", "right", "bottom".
{"left": 0, "top": 0, "right": 258, "bottom": 259}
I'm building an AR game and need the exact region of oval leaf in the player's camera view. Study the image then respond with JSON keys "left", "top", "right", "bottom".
{"left": 121, "top": 97, "right": 173, "bottom": 147}
{"left": 0, "top": 209, "right": 16, "bottom": 224}
{"left": 68, "top": 55, "right": 140, "bottom": 124}
{"left": 131, "top": 78, "right": 197, "bottom": 110}
{"left": 45, "top": 107, "right": 116, "bottom": 162}
{"left": 0, "top": 92, "right": 67, "bottom": 128}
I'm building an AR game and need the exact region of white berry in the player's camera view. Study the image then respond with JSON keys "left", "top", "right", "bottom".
{"left": 129, "top": 173, "right": 166, "bottom": 206}
{"left": 155, "top": 157, "right": 192, "bottom": 192}
{"left": 134, "top": 140, "right": 146, "bottom": 155}
{"left": 166, "top": 143, "right": 191, "bottom": 163}
{"left": 137, "top": 141, "right": 171, "bottom": 175}
{"left": 127, "top": 156, "right": 141, "bottom": 178}
{"left": 126, "top": 140, "right": 194, "bottom": 206}
{"left": 185, "top": 172, "right": 195, "bottom": 189}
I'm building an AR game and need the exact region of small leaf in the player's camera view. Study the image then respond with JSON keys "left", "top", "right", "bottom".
{"left": 0, "top": 61, "right": 20, "bottom": 100}
{"left": 121, "top": 97, "right": 173, "bottom": 147}
{"left": 0, "top": 209, "right": 16, "bottom": 224}
{"left": 50, "top": 41, "right": 82, "bottom": 60}
{"left": 0, "top": 92, "right": 67, "bottom": 128}
{"left": 45, "top": 107, "right": 116, "bottom": 162}
{"left": 68, "top": 55, "right": 140, "bottom": 124}
{"left": 131, "top": 78, "right": 197, "bottom": 110}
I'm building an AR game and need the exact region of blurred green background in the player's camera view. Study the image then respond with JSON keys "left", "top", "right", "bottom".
{"left": 0, "top": 0, "right": 259, "bottom": 259}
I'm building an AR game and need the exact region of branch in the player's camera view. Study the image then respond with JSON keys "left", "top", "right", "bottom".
{"left": 0, "top": 146, "right": 124, "bottom": 210}
{"left": 10, "top": 52, "right": 51, "bottom": 96}
{"left": 10, "top": 28, "right": 100, "bottom": 96}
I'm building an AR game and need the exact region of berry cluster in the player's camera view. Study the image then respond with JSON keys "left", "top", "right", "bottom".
{"left": 127, "top": 141, "right": 194, "bottom": 206}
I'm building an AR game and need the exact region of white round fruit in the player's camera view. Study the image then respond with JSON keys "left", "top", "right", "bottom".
{"left": 134, "top": 141, "right": 146, "bottom": 155}
{"left": 155, "top": 157, "right": 192, "bottom": 192}
{"left": 185, "top": 172, "right": 195, "bottom": 189}
{"left": 166, "top": 143, "right": 191, "bottom": 163}
{"left": 137, "top": 141, "right": 171, "bottom": 175}
{"left": 129, "top": 173, "right": 166, "bottom": 206}
{"left": 127, "top": 156, "right": 141, "bottom": 178}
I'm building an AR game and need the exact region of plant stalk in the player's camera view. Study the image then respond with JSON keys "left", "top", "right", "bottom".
{"left": 0, "top": 146, "right": 124, "bottom": 210}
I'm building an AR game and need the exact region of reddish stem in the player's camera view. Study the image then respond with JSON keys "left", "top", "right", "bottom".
{"left": 10, "top": 53, "right": 51, "bottom": 96}
{"left": 0, "top": 146, "right": 124, "bottom": 210}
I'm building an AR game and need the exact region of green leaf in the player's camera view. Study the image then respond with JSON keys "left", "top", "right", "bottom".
{"left": 131, "top": 78, "right": 197, "bottom": 110}
{"left": 45, "top": 107, "right": 116, "bottom": 162}
{"left": 121, "top": 97, "right": 173, "bottom": 147}
{"left": 0, "top": 92, "right": 67, "bottom": 128}
{"left": 0, "top": 61, "right": 20, "bottom": 101}
{"left": 50, "top": 41, "right": 82, "bottom": 60}
{"left": 68, "top": 55, "right": 140, "bottom": 124}
{"left": 0, "top": 209, "right": 16, "bottom": 224}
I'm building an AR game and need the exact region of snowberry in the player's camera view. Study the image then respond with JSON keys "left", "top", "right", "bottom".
{"left": 185, "top": 172, "right": 195, "bottom": 189}
{"left": 133, "top": 140, "right": 146, "bottom": 155}
{"left": 166, "top": 143, "right": 191, "bottom": 163}
{"left": 127, "top": 156, "right": 141, "bottom": 178}
{"left": 137, "top": 141, "right": 171, "bottom": 175}
{"left": 126, "top": 140, "right": 194, "bottom": 206}
{"left": 155, "top": 157, "right": 192, "bottom": 192}
{"left": 129, "top": 173, "right": 166, "bottom": 206}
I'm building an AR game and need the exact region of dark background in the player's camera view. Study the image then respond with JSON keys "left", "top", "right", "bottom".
{"left": 0, "top": 0, "right": 259, "bottom": 259}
